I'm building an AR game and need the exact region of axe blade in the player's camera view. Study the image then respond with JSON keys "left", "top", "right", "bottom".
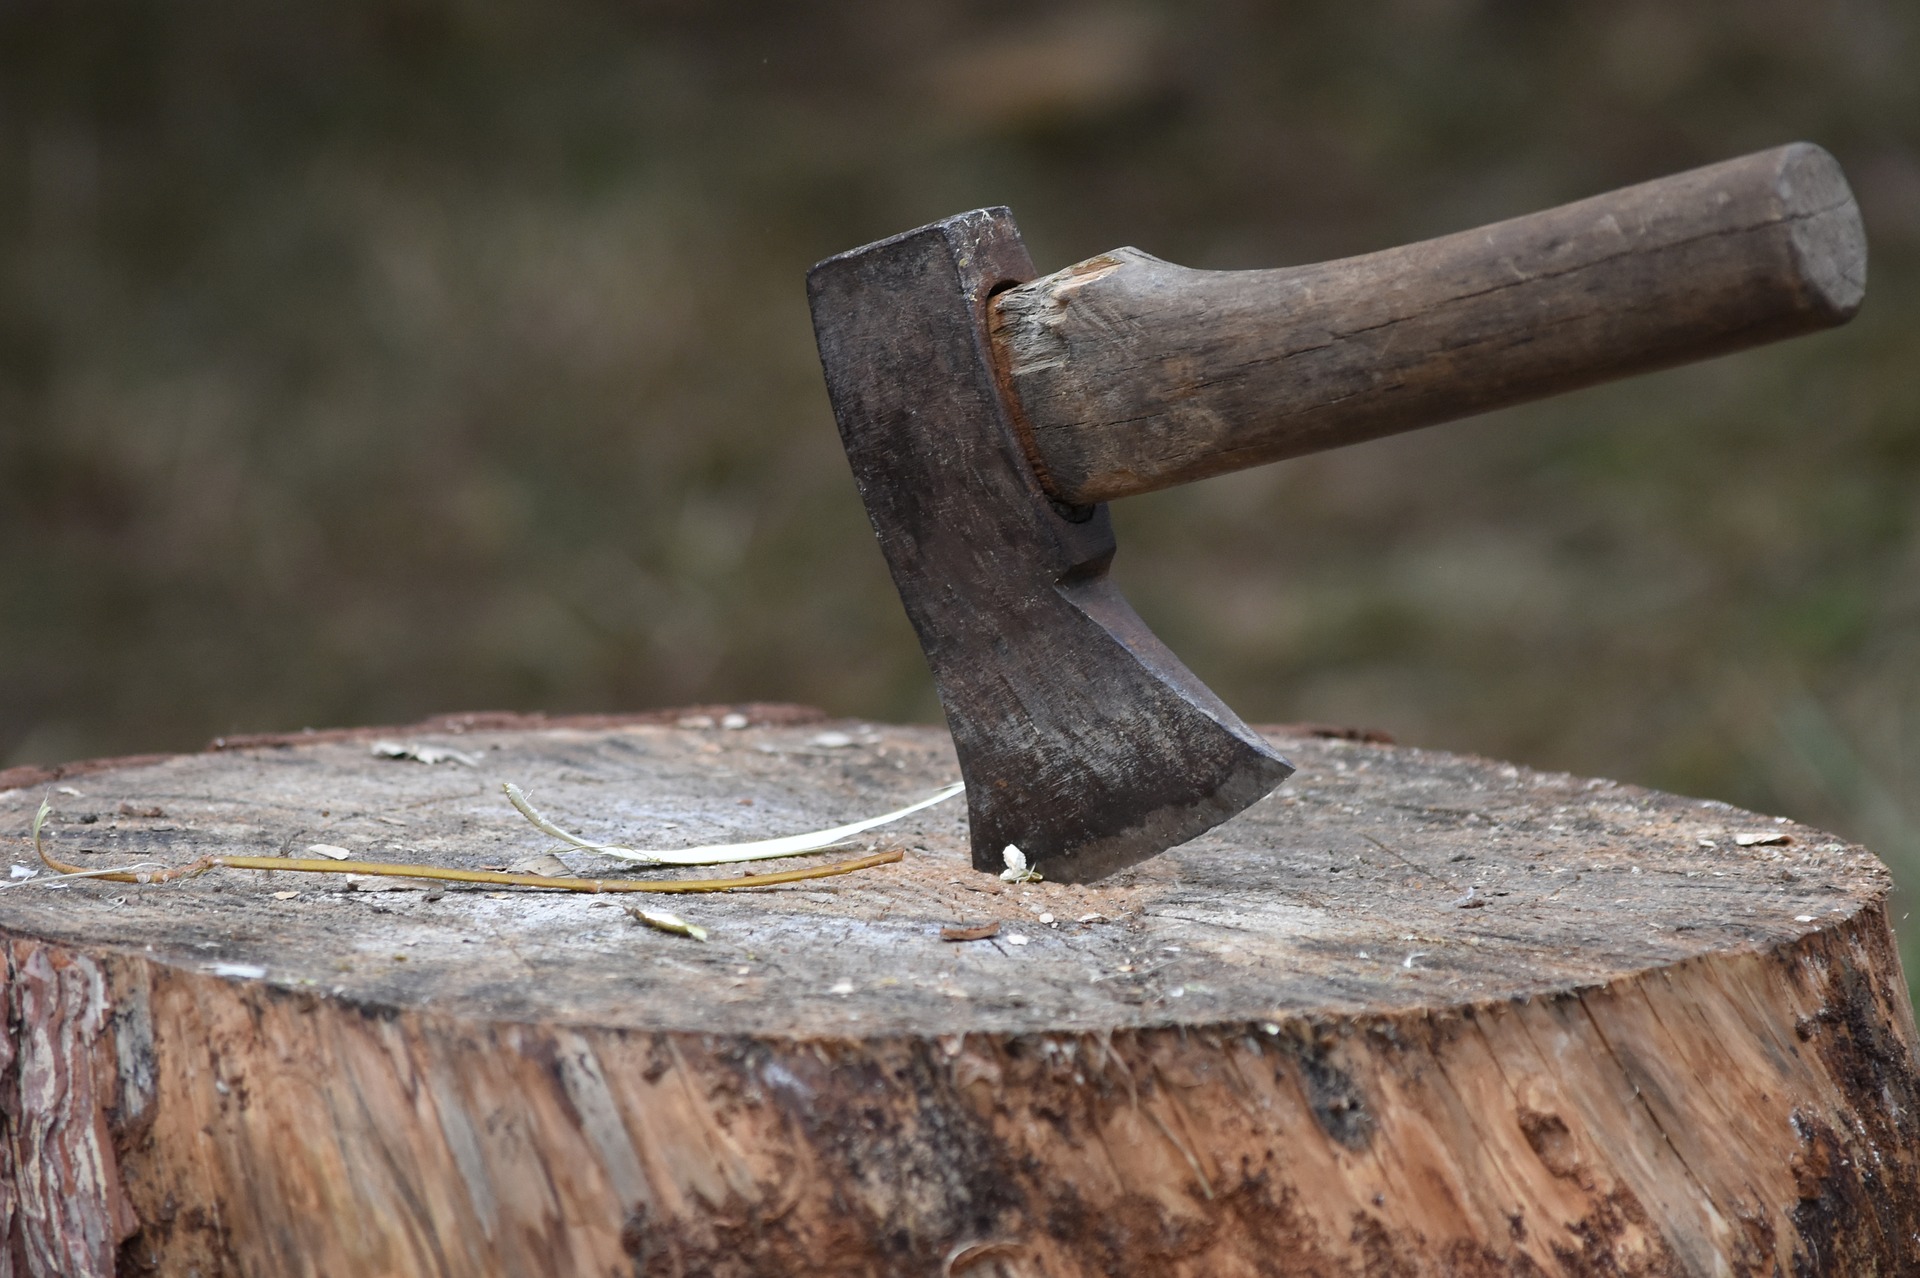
{"left": 808, "top": 209, "right": 1292, "bottom": 884}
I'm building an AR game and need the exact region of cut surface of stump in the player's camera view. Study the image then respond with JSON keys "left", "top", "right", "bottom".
{"left": 0, "top": 710, "right": 1914, "bottom": 1276}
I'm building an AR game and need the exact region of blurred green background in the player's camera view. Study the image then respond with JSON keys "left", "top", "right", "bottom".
{"left": 3, "top": 3, "right": 1916, "bottom": 965}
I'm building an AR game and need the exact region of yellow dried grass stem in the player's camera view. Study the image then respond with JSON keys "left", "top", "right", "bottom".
{"left": 30, "top": 799, "right": 901, "bottom": 893}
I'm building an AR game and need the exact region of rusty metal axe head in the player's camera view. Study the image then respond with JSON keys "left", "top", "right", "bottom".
{"left": 807, "top": 209, "right": 1293, "bottom": 885}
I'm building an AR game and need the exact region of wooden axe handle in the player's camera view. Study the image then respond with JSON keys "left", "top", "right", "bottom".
{"left": 989, "top": 143, "right": 1865, "bottom": 506}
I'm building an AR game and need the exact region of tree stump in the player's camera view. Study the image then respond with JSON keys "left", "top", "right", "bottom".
{"left": 0, "top": 709, "right": 1915, "bottom": 1276}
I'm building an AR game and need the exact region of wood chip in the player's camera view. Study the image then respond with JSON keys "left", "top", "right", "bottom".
{"left": 371, "top": 740, "right": 481, "bottom": 767}
{"left": 941, "top": 921, "right": 1002, "bottom": 942}
{"left": 626, "top": 907, "right": 707, "bottom": 941}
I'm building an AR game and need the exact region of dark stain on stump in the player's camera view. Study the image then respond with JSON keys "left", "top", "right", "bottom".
{"left": 1282, "top": 1032, "right": 1375, "bottom": 1152}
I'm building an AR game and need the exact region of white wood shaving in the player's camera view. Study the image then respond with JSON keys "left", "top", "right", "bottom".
{"left": 503, "top": 780, "right": 963, "bottom": 866}
{"left": 999, "top": 844, "right": 1041, "bottom": 883}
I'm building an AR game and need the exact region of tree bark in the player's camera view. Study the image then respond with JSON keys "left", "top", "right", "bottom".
{"left": 0, "top": 710, "right": 1914, "bottom": 1275}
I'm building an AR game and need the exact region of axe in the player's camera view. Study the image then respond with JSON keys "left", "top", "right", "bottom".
{"left": 807, "top": 143, "right": 1864, "bottom": 884}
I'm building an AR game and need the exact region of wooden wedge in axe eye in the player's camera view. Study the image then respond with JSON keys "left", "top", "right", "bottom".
{"left": 807, "top": 143, "right": 1865, "bottom": 884}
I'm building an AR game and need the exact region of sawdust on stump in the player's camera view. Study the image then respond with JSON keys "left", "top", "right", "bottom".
{"left": 0, "top": 711, "right": 1914, "bottom": 1275}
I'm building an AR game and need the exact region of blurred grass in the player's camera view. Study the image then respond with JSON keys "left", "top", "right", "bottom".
{"left": 3, "top": 2, "right": 1918, "bottom": 980}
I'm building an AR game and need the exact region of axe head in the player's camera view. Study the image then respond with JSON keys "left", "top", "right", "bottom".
{"left": 808, "top": 208, "right": 1292, "bottom": 884}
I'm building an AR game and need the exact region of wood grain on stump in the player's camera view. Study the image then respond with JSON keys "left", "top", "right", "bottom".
{"left": 0, "top": 711, "right": 1914, "bottom": 1276}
